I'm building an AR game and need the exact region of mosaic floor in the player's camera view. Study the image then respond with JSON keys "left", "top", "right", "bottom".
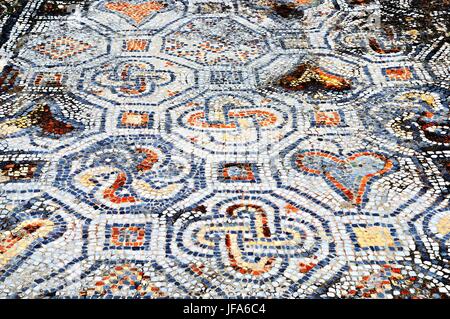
{"left": 0, "top": 0, "right": 449, "bottom": 299}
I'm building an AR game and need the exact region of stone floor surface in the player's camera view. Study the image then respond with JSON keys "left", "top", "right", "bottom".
{"left": 0, "top": 0, "right": 449, "bottom": 299}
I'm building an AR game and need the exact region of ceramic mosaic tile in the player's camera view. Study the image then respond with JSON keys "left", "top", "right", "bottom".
{"left": 0, "top": 0, "right": 449, "bottom": 299}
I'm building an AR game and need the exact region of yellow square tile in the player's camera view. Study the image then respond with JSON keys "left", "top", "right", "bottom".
{"left": 354, "top": 226, "right": 394, "bottom": 248}
{"left": 437, "top": 215, "right": 450, "bottom": 236}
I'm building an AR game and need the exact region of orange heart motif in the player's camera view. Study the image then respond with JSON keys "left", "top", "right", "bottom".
{"left": 295, "top": 151, "right": 394, "bottom": 205}
{"left": 105, "top": 1, "right": 166, "bottom": 25}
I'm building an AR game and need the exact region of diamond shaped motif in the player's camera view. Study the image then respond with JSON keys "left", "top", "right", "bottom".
{"left": 104, "top": 1, "right": 166, "bottom": 25}
{"left": 33, "top": 37, "right": 93, "bottom": 60}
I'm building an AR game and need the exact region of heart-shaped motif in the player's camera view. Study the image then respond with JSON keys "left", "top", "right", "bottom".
{"left": 105, "top": 1, "right": 166, "bottom": 25}
{"left": 295, "top": 151, "right": 393, "bottom": 205}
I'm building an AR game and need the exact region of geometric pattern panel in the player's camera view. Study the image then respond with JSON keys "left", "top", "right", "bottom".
{"left": 0, "top": 0, "right": 449, "bottom": 299}
{"left": 54, "top": 135, "right": 205, "bottom": 214}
